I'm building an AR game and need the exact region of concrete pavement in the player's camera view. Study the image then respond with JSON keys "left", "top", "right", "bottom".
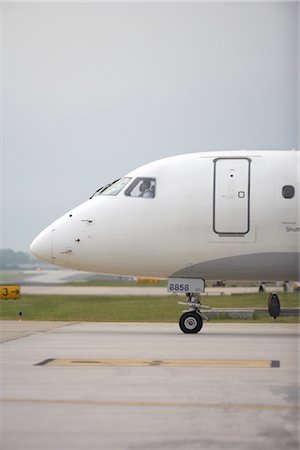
{"left": 0, "top": 321, "right": 299, "bottom": 450}
{"left": 21, "top": 285, "right": 284, "bottom": 296}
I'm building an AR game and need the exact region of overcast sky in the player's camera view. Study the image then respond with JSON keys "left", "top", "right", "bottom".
{"left": 0, "top": 1, "right": 299, "bottom": 252}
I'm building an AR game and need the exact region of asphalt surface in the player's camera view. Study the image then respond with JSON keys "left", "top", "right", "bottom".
{"left": 0, "top": 321, "right": 299, "bottom": 450}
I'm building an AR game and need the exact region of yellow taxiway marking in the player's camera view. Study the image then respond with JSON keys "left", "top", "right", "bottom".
{"left": 0, "top": 398, "right": 297, "bottom": 411}
{"left": 35, "top": 358, "right": 280, "bottom": 369}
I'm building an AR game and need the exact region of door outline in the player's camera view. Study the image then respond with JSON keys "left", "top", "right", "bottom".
{"left": 213, "top": 157, "right": 251, "bottom": 235}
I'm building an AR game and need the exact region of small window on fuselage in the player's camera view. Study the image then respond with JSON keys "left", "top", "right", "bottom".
{"left": 125, "top": 178, "right": 156, "bottom": 198}
{"left": 282, "top": 185, "right": 295, "bottom": 199}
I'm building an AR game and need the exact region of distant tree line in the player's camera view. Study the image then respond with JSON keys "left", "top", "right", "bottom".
{"left": 0, "top": 249, "right": 37, "bottom": 269}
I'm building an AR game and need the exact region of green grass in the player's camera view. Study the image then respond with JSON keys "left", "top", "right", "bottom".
{"left": 206, "top": 292, "right": 299, "bottom": 308}
{"left": 0, "top": 293, "right": 298, "bottom": 323}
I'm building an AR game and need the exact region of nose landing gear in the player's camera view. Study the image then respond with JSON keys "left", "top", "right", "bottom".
{"left": 167, "top": 277, "right": 208, "bottom": 334}
{"left": 178, "top": 292, "right": 209, "bottom": 334}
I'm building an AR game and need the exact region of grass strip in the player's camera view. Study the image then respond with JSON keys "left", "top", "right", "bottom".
{"left": 0, "top": 293, "right": 298, "bottom": 323}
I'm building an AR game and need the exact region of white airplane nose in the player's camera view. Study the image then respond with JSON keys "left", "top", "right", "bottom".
{"left": 30, "top": 228, "right": 53, "bottom": 263}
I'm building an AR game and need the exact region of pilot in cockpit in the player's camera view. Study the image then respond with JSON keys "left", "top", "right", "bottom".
{"left": 139, "top": 180, "right": 154, "bottom": 198}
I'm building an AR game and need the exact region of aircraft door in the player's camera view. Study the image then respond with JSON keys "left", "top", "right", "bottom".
{"left": 213, "top": 158, "right": 251, "bottom": 234}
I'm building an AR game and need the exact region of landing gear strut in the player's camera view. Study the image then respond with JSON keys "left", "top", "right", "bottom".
{"left": 178, "top": 293, "right": 209, "bottom": 334}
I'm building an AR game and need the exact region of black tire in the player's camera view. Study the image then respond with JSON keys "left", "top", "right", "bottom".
{"left": 268, "top": 292, "right": 281, "bottom": 319}
{"left": 179, "top": 312, "right": 203, "bottom": 334}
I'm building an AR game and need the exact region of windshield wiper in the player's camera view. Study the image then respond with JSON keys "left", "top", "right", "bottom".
{"left": 90, "top": 178, "right": 120, "bottom": 199}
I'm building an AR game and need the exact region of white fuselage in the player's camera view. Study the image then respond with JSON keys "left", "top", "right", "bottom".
{"left": 30, "top": 150, "right": 299, "bottom": 281}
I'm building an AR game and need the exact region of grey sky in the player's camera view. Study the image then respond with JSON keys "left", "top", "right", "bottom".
{"left": 0, "top": 2, "right": 299, "bottom": 252}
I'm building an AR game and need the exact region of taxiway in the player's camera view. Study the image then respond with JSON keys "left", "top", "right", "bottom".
{"left": 0, "top": 321, "right": 299, "bottom": 450}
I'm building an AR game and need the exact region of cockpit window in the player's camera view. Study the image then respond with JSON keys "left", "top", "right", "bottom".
{"left": 125, "top": 177, "right": 156, "bottom": 198}
{"left": 91, "top": 177, "right": 131, "bottom": 198}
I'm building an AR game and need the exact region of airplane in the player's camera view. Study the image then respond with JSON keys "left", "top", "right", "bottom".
{"left": 30, "top": 150, "right": 299, "bottom": 333}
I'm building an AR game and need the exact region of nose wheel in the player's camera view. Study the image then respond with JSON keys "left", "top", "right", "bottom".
{"left": 179, "top": 311, "right": 203, "bottom": 334}
{"left": 178, "top": 292, "right": 209, "bottom": 334}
